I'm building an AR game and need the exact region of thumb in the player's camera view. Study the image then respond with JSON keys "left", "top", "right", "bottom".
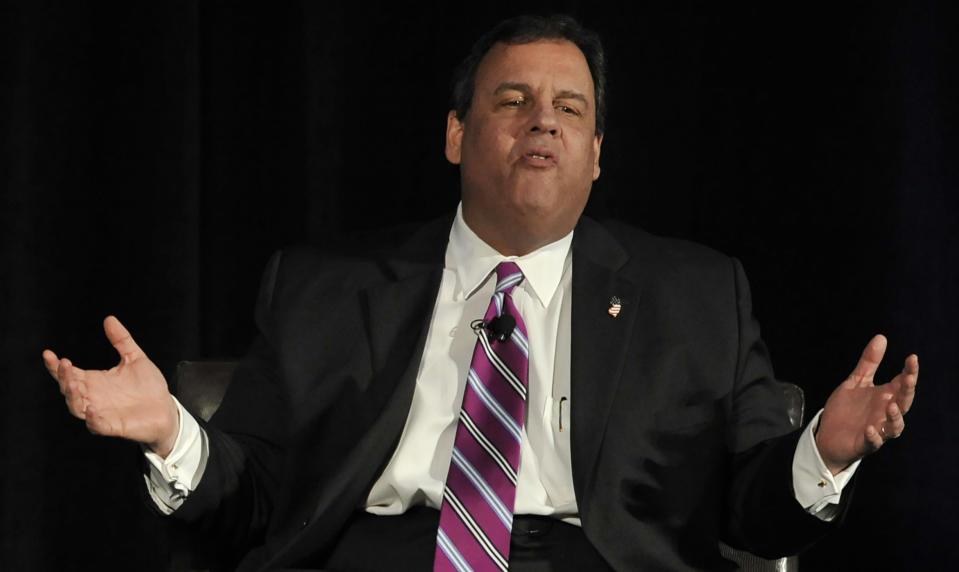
{"left": 103, "top": 316, "right": 145, "bottom": 363}
{"left": 846, "top": 334, "right": 887, "bottom": 387}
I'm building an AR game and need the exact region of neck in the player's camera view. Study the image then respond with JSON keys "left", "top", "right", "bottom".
{"left": 462, "top": 214, "right": 564, "bottom": 257}
{"left": 461, "top": 203, "right": 579, "bottom": 257}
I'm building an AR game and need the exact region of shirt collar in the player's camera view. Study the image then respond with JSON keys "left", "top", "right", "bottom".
{"left": 446, "top": 202, "right": 573, "bottom": 308}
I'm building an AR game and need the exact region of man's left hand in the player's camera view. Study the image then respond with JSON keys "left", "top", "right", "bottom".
{"left": 815, "top": 334, "right": 918, "bottom": 475}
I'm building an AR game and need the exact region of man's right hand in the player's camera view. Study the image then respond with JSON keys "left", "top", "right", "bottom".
{"left": 43, "top": 316, "right": 179, "bottom": 457}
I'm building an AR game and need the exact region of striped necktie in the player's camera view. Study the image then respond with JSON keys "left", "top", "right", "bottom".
{"left": 434, "top": 262, "right": 529, "bottom": 572}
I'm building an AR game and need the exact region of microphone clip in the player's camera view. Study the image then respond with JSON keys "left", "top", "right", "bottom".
{"left": 470, "top": 314, "right": 516, "bottom": 343}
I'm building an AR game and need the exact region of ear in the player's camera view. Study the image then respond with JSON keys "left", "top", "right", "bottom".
{"left": 445, "top": 110, "right": 464, "bottom": 165}
{"left": 592, "top": 133, "right": 604, "bottom": 181}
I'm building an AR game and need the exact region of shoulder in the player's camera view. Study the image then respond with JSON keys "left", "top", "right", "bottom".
{"left": 578, "top": 216, "right": 740, "bottom": 281}
{"left": 258, "top": 215, "right": 452, "bottom": 309}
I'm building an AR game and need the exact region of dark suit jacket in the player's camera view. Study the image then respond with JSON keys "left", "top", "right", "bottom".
{"left": 172, "top": 215, "right": 840, "bottom": 571}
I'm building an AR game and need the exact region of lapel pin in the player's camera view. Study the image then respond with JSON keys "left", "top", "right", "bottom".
{"left": 608, "top": 296, "right": 622, "bottom": 318}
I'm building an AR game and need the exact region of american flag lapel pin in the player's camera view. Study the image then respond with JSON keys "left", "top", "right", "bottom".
{"left": 608, "top": 296, "right": 622, "bottom": 318}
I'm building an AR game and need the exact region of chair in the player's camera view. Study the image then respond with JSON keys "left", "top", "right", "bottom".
{"left": 174, "top": 360, "right": 238, "bottom": 422}
{"left": 718, "top": 382, "right": 803, "bottom": 572}
{"left": 167, "top": 361, "right": 240, "bottom": 572}
{"left": 173, "top": 361, "right": 804, "bottom": 571}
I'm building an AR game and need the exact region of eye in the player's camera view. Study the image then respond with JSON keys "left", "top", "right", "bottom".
{"left": 556, "top": 104, "right": 581, "bottom": 116}
{"left": 502, "top": 97, "right": 526, "bottom": 108}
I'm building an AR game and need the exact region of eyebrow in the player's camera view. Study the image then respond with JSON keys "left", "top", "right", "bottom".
{"left": 493, "top": 82, "right": 590, "bottom": 108}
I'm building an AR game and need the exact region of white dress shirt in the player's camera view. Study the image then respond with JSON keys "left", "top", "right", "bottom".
{"left": 365, "top": 203, "right": 578, "bottom": 521}
{"left": 145, "top": 204, "right": 858, "bottom": 522}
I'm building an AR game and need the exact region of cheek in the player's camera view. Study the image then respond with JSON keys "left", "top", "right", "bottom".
{"left": 464, "top": 129, "right": 510, "bottom": 169}
{"left": 575, "top": 143, "right": 599, "bottom": 179}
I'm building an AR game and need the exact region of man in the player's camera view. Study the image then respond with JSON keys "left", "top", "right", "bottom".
{"left": 44, "top": 15, "right": 917, "bottom": 571}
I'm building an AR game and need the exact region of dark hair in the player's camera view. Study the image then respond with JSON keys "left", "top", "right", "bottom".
{"left": 450, "top": 14, "right": 607, "bottom": 135}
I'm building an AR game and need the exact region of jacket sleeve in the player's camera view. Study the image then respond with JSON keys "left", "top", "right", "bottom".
{"left": 722, "top": 257, "right": 852, "bottom": 557}
{"left": 168, "top": 251, "right": 290, "bottom": 568}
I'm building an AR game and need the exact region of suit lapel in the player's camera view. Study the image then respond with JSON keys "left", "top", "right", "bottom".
{"left": 269, "top": 214, "right": 646, "bottom": 565}
{"left": 569, "top": 218, "right": 642, "bottom": 514}
{"left": 268, "top": 217, "right": 451, "bottom": 568}
{"left": 306, "top": 265, "right": 441, "bottom": 521}
{"left": 360, "top": 214, "right": 455, "bottom": 426}
{"left": 312, "top": 217, "right": 452, "bottom": 513}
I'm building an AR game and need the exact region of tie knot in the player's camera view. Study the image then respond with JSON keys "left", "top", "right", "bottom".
{"left": 494, "top": 261, "right": 524, "bottom": 294}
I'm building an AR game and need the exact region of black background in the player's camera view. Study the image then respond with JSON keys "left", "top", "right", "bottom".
{"left": 2, "top": 1, "right": 956, "bottom": 570}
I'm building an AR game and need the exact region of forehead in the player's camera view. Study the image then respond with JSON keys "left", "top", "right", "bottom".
{"left": 473, "top": 40, "right": 595, "bottom": 102}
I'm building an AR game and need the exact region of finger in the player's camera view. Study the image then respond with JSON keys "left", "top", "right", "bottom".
{"left": 904, "top": 353, "right": 919, "bottom": 376}
{"left": 864, "top": 425, "right": 883, "bottom": 451}
{"left": 893, "top": 354, "right": 919, "bottom": 414}
{"left": 83, "top": 404, "right": 114, "bottom": 436}
{"left": 846, "top": 334, "right": 887, "bottom": 387}
{"left": 103, "top": 316, "right": 144, "bottom": 363}
{"left": 55, "top": 357, "right": 75, "bottom": 394}
{"left": 882, "top": 401, "right": 905, "bottom": 439}
{"left": 57, "top": 358, "right": 88, "bottom": 419}
{"left": 42, "top": 349, "right": 61, "bottom": 380}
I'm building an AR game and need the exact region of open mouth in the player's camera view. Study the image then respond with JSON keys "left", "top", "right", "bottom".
{"left": 524, "top": 150, "right": 554, "bottom": 162}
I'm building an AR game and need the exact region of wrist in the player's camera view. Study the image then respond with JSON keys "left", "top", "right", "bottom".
{"left": 814, "top": 426, "right": 853, "bottom": 476}
{"left": 149, "top": 396, "right": 180, "bottom": 458}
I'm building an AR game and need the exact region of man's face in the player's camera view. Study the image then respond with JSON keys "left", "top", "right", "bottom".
{"left": 446, "top": 40, "right": 603, "bottom": 255}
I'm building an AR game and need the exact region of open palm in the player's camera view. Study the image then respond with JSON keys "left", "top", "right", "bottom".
{"left": 43, "top": 316, "right": 179, "bottom": 456}
{"left": 815, "top": 335, "right": 918, "bottom": 474}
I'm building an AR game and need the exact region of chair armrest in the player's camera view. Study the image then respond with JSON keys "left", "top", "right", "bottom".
{"left": 174, "top": 360, "right": 238, "bottom": 422}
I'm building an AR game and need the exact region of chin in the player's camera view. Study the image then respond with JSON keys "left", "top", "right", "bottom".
{"left": 510, "top": 183, "right": 562, "bottom": 209}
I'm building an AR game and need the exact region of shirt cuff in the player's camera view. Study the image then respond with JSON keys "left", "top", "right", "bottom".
{"left": 792, "top": 409, "right": 860, "bottom": 521}
{"left": 143, "top": 396, "right": 209, "bottom": 514}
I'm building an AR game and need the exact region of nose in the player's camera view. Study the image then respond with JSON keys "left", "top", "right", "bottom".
{"left": 528, "top": 102, "right": 561, "bottom": 136}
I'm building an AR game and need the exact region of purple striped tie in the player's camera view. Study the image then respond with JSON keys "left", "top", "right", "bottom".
{"left": 434, "top": 262, "right": 529, "bottom": 572}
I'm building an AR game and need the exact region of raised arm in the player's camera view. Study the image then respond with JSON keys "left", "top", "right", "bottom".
{"left": 42, "top": 315, "right": 179, "bottom": 457}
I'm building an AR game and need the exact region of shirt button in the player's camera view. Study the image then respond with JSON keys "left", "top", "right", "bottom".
{"left": 449, "top": 327, "right": 458, "bottom": 337}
